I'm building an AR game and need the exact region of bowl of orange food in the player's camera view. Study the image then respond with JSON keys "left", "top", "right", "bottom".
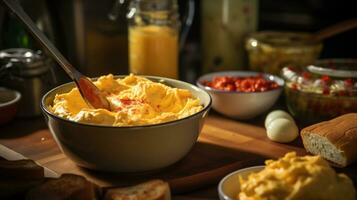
{"left": 41, "top": 74, "right": 211, "bottom": 172}
{"left": 197, "top": 71, "right": 284, "bottom": 120}
{"left": 218, "top": 152, "right": 356, "bottom": 200}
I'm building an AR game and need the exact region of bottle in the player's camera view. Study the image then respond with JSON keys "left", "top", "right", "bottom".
{"left": 201, "top": 0, "right": 258, "bottom": 73}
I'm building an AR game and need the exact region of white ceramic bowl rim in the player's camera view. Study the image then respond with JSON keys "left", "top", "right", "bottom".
{"left": 0, "top": 88, "right": 21, "bottom": 108}
{"left": 41, "top": 75, "right": 212, "bottom": 129}
{"left": 218, "top": 165, "right": 265, "bottom": 200}
{"left": 196, "top": 71, "right": 284, "bottom": 94}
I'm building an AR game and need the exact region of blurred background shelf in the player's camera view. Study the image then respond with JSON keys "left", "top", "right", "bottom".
{"left": 1, "top": 0, "right": 356, "bottom": 84}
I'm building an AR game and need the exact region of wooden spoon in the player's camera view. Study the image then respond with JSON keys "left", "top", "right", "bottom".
{"left": 311, "top": 18, "right": 357, "bottom": 42}
{"left": 2, "top": 0, "right": 110, "bottom": 110}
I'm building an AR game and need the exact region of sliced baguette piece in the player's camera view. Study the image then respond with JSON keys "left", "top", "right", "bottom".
{"left": 26, "top": 174, "right": 100, "bottom": 200}
{"left": 103, "top": 179, "right": 171, "bottom": 200}
{"left": 301, "top": 113, "right": 357, "bottom": 167}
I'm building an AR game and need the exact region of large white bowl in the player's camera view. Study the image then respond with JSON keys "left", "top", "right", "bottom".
{"left": 197, "top": 71, "right": 284, "bottom": 120}
{"left": 218, "top": 166, "right": 264, "bottom": 200}
{"left": 41, "top": 75, "right": 211, "bottom": 172}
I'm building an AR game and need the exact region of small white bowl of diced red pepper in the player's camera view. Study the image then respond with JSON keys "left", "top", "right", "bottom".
{"left": 197, "top": 71, "right": 284, "bottom": 120}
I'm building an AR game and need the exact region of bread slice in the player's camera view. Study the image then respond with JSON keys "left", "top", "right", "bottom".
{"left": 0, "top": 159, "right": 45, "bottom": 199}
{"left": 0, "top": 159, "right": 44, "bottom": 179}
{"left": 26, "top": 174, "right": 100, "bottom": 200}
{"left": 103, "top": 180, "right": 171, "bottom": 200}
{"left": 301, "top": 113, "right": 357, "bottom": 167}
{"left": 0, "top": 179, "right": 45, "bottom": 199}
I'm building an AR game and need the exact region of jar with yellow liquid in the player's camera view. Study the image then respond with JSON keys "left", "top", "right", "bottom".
{"left": 109, "top": 0, "right": 192, "bottom": 79}
{"left": 128, "top": 6, "right": 179, "bottom": 79}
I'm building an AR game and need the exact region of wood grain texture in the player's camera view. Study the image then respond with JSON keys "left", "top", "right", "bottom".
{"left": 1, "top": 114, "right": 355, "bottom": 197}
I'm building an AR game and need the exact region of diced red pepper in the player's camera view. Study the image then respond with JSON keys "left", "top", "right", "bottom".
{"left": 291, "top": 83, "right": 298, "bottom": 90}
{"left": 302, "top": 72, "right": 312, "bottom": 80}
{"left": 321, "top": 75, "right": 331, "bottom": 83}
{"left": 344, "top": 78, "right": 354, "bottom": 86}
{"left": 202, "top": 75, "right": 279, "bottom": 92}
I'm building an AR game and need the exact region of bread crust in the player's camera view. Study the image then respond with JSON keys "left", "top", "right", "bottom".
{"left": 26, "top": 174, "right": 100, "bottom": 200}
{"left": 103, "top": 179, "right": 171, "bottom": 200}
{"left": 301, "top": 113, "right": 357, "bottom": 167}
{"left": 0, "top": 159, "right": 44, "bottom": 179}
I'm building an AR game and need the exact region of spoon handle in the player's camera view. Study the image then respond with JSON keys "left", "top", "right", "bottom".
{"left": 313, "top": 18, "right": 357, "bottom": 42}
{"left": 2, "top": 0, "right": 110, "bottom": 110}
{"left": 1, "top": 0, "right": 80, "bottom": 80}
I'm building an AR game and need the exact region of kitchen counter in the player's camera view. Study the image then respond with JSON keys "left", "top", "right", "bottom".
{"left": 1, "top": 112, "right": 354, "bottom": 199}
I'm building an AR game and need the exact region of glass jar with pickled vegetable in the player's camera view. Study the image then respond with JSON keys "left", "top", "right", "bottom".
{"left": 201, "top": 0, "right": 258, "bottom": 73}
{"left": 246, "top": 31, "right": 322, "bottom": 75}
{"left": 282, "top": 59, "right": 357, "bottom": 124}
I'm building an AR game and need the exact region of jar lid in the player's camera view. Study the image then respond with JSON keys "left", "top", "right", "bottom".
{"left": 0, "top": 48, "right": 51, "bottom": 77}
{"left": 248, "top": 31, "right": 321, "bottom": 47}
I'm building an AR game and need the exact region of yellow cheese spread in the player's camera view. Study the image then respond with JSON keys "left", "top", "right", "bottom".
{"left": 238, "top": 152, "right": 356, "bottom": 200}
{"left": 50, "top": 74, "right": 203, "bottom": 126}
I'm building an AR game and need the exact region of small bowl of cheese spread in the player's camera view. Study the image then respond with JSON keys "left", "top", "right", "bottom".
{"left": 218, "top": 152, "right": 356, "bottom": 200}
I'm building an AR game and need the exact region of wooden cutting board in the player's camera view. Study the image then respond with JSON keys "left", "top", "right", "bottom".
{"left": 0, "top": 139, "right": 265, "bottom": 194}
{"left": 2, "top": 114, "right": 356, "bottom": 195}
{"left": 0, "top": 115, "right": 271, "bottom": 194}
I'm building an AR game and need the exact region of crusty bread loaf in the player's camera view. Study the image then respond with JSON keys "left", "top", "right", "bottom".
{"left": 301, "top": 113, "right": 357, "bottom": 167}
{"left": 26, "top": 174, "right": 100, "bottom": 200}
{"left": 103, "top": 180, "right": 171, "bottom": 200}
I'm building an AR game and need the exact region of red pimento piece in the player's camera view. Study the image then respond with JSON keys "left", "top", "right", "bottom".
{"left": 120, "top": 98, "right": 137, "bottom": 105}
{"left": 344, "top": 78, "right": 354, "bottom": 86}
{"left": 302, "top": 72, "right": 312, "bottom": 80}
{"left": 290, "top": 83, "right": 298, "bottom": 90}
{"left": 112, "top": 98, "right": 144, "bottom": 112}
{"left": 113, "top": 107, "right": 122, "bottom": 112}
{"left": 224, "top": 84, "right": 236, "bottom": 91}
{"left": 321, "top": 75, "right": 331, "bottom": 83}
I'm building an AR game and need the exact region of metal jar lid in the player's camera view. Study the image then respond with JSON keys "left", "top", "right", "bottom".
{"left": 0, "top": 48, "right": 51, "bottom": 77}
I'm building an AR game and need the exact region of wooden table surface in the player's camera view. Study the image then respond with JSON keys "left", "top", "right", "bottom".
{"left": 0, "top": 112, "right": 352, "bottom": 199}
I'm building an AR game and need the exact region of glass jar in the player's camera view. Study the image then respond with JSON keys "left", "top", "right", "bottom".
{"left": 0, "top": 48, "right": 57, "bottom": 117}
{"left": 282, "top": 59, "right": 357, "bottom": 124}
{"left": 109, "top": 0, "right": 194, "bottom": 79}
{"left": 127, "top": 0, "right": 180, "bottom": 79}
{"left": 201, "top": 0, "right": 258, "bottom": 73}
{"left": 246, "top": 31, "right": 323, "bottom": 75}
